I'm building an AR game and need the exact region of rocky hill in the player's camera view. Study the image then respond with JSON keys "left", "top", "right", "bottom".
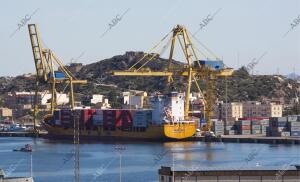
{"left": 0, "top": 52, "right": 299, "bottom": 104}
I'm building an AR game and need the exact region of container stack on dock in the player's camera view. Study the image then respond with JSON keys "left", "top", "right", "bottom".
{"left": 251, "top": 120, "right": 261, "bottom": 135}
{"left": 260, "top": 119, "right": 269, "bottom": 136}
{"left": 236, "top": 120, "right": 251, "bottom": 135}
{"left": 287, "top": 115, "right": 300, "bottom": 137}
{"left": 268, "top": 117, "right": 290, "bottom": 137}
{"left": 224, "top": 121, "right": 236, "bottom": 135}
{"left": 212, "top": 120, "right": 224, "bottom": 136}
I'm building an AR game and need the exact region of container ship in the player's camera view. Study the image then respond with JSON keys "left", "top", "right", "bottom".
{"left": 42, "top": 92, "right": 197, "bottom": 141}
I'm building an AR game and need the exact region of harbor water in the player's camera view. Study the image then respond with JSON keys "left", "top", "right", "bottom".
{"left": 0, "top": 137, "right": 299, "bottom": 182}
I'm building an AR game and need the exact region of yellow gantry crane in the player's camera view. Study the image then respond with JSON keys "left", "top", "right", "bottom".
{"left": 112, "top": 25, "right": 233, "bottom": 132}
{"left": 28, "top": 24, "right": 87, "bottom": 132}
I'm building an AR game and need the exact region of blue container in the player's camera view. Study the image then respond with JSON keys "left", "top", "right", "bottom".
{"left": 198, "top": 60, "right": 224, "bottom": 70}
{"left": 48, "top": 72, "right": 66, "bottom": 79}
{"left": 270, "top": 120, "right": 288, "bottom": 128}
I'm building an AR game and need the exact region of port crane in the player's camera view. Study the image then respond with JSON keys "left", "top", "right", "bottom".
{"left": 28, "top": 24, "right": 87, "bottom": 129}
{"left": 112, "top": 25, "right": 233, "bottom": 132}
{"left": 28, "top": 24, "right": 86, "bottom": 182}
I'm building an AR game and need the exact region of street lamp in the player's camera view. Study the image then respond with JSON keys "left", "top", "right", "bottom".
{"left": 114, "top": 144, "right": 126, "bottom": 182}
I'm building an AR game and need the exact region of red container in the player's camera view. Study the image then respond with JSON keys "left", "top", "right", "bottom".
{"left": 239, "top": 117, "right": 269, "bottom": 121}
{"left": 117, "top": 110, "right": 133, "bottom": 128}
{"left": 240, "top": 125, "right": 251, "bottom": 130}
{"left": 88, "top": 109, "right": 96, "bottom": 115}
{"left": 80, "top": 109, "right": 95, "bottom": 125}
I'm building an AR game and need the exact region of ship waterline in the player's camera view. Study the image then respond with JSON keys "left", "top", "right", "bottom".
{"left": 43, "top": 122, "right": 197, "bottom": 141}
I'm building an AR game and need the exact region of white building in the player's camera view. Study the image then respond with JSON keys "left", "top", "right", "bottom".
{"left": 42, "top": 93, "right": 69, "bottom": 105}
{"left": 123, "top": 91, "right": 147, "bottom": 109}
{"left": 242, "top": 101, "right": 282, "bottom": 118}
{"left": 90, "top": 94, "right": 104, "bottom": 104}
{"left": 214, "top": 102, "right": 243, "bottom": 121}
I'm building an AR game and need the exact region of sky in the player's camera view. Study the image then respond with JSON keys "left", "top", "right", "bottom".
{"left": 0, "top": 0, "right": 299, "bottom": 76}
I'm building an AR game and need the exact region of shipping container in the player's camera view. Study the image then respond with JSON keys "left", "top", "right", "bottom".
{"left": 289, "top": 121, "right": 300, "bottom": 127}
{"left": 251, "top": 125, "right": 261, "bottom": 130}
{"left": 260, "top": 120, "right": 269, "bottom": 126}
{"left": 213, "top": 125, "right": 224, "bottom": 131}
{"left": 60, "top": 109, "right": 73, "bottom": 125}
{"left": 281, "top": 132, "right": 290, "bottom": 137}
{"left": 291, "top": 131, "right": 300, "bottom": 137}
{"left": 251, "top": 120, "right": 261, "bottom": 125}
{"left": 103, "top": 109, "right": 120, "bottom": 129}
{"left": 239, "top": 117, "right": 269, "bottom": 121}
{"left": 118, "top": 110, "right": 133, "bottom": 128}
{"left": 92, "top": 113, "right": 103, "bottom": 126}
{"left": 239, "top": 130, "right": 251, "bottom": 135}
{"left": 287, "top": 115, "right": 300, "bottom": 122}
{"left": 225, "top": 130, "right": 236, "bottom": 135}
{"left": 48, "top": 71, "right": 66, "bottom": 79}
{"left": 270, "top": 120, "right": 288, "bottom": 128}
{"left": 225, "top": 125, "right": 235, "bottom": 130}
{"left": 198, "top": 60, "right": 224, "bottom": 70}
{"left": 270, "top": 117, "right": 288, "bottom": 122}
{"left": 214, "top": 130, "right": 224, "bottom": 136}
{"left": 237, "top": 120, "right": 251, "bottom": 126}
{"left": 133, "top": 110, "right": 152, "bottom": 127}
{"left": 252, "top": 130, "right": 261, "bottom": 135}
{"left": 213, "top": 120, "right": 224, "bottom": 126}
{"left": 261, "top": 126, "right": 269, "bottom": 133}
{"left": 238, "top": 125, "right": 251, "bottom": 130}
{"left": 81, "top": 109, "right": 94, "bottom": 125}
{"left": 290, "top": 126, "right": 300, "bottom": 131}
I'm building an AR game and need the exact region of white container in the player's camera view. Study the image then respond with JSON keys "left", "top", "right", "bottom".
{"left": 290, "top": 121, "right": 300, "bottom": 127}
{"left": 277, "top": 117, "right": 288, "bottom": 122}
{"left": 290, "top": 126, "right": 300, "bottom": 131}
{"left": 251, "top": 125, "right": 261, "bottom": 130}
{"left": 281, "top": 132, "right": 290, "bottom": 137}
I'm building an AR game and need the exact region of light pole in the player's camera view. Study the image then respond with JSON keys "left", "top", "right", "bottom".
{"left": 114, "top": 145, "right": 125, "bottom": 182}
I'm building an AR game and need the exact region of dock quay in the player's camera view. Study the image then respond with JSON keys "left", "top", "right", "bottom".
{"left": 159, "top": 166, "right": 300, "bottom": 182}
{"left": 0, "top": 131, "right": 47, "bottom": 138}
{"left": 188, "top": 135, "right": 300, "bottom": 144}
{"left": 1, "top": 132, "right": 300, "bottom": 145}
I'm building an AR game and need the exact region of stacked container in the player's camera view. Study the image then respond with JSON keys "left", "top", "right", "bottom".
{"left": 132, "top": 110, "right": 152, "bottom": 128}
{"left": 53, "top": 110, "right": 61, "bottom": 126}
{"left": 260, "top": 120, "right": 269, "bottom": 136}
{"left": 117, "top": 110, "right": 133, "bottom": 129}
{"left": 225, "top": 125, "right": 236, "bottom": 135}
{"left": 61, "top": 109, "right": 73, "bottom": 126}
{"left": 103, "top": 109, "right": 120, "bottom": 130}
{"left": 80, "top": 109, "right": 96, "bottom": 129}
{"left": 236, "top": 120, "right": 251, "bottom": 135}
{"left": 251, "top": 120, "right": 261, "bottom": 135}
{"left": 288, "top": 115, "right": 300, "bottom": 137}
{"left": 268, "top": 117, "right": 289, "bottom": 136}
{"left": 92, "top": 109, "right": 103, "bottom": 126}
{"left": 212, "top": 120, "right": 224, "bottom": 136}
